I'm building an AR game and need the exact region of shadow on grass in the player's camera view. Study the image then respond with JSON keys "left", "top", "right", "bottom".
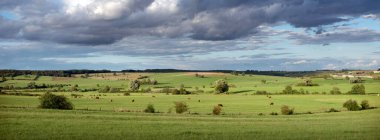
{"left": 230, "top": 90, "right": 254, "bottom": 94}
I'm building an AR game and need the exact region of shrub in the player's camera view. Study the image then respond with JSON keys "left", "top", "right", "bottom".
{"left": 212, "top": 105, "right": 222, "bottom": 115}
{"left": 98, "top": 86, "right": 110, "bottom": 93}
{"left": 282, "top": 85, "right": 298, "bottom": 94}
{"left": 348, "top": 84, "right": 365, "bottom": 94}
{"left": 360, "top": 100, "right": 370, "bottom": 110}
{"left": 123, "top": 92, "right": 130, "bottom": 96}
{"left": 296, "top": 79, "right": 319, "bottom": 86}
{"left": 343, "top": 99, "right": 360, "bottom": 111}
{"left": 281, "top": 105, "right": 294, "bottom": 115}
{"left": 109, "top": 87, "right": 120, "bottom": 93}
{"left": 255, "top": 90, "right": 268, "bottom": 95}
{"left": 144, "top": 104, "right": 155, "bottom": 113}
{"left": 269, "top": 112, "right": 278, "bottom": 115}
{"left": 350, "top": 77, "right": 364, "bottom": 83}
{"left": 327, "top": 108, "right": 340, "bottom": 112}
{"left": 39, "top": 92, "right": 73, "bottom": 110}
{"left": 214, "top": 79, "right": 229, "bottom": 94}
{"left": 330, "top": 87, "right": 342, "bottom": 95}
{"left": 129, "top": 80, "right": 140, "bottom": 91}
{"left": 174, "top": 101, "right": 188, "bottom": 114}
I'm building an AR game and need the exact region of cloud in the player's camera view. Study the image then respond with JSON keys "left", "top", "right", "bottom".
{"left": 288, "top": 27, "right": 380, "bottom": 45}
{"left": 1, "top": 0, "right": 380, "bottom": 45}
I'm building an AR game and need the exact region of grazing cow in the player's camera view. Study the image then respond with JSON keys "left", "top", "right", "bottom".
{"left": 95, "top": 97, "right": 100, "bottom": 99}
{"left": 218, "top": 104, "right": 223, "bottom": 107}
{"left": 268, "top": 96, "right": 272, "bottom": 98}
{"left": 110, "top": 99, "right": 113, "bottom": 102}
{"left": 198, "top": 100, "right": 200, "bottom": 102}
{"left": 187, "top": 97, "right": 191, "bottom": 100}
{"left": 152, "top": 95, "right": 156, "bottom": 98}
{"left": 132, "top": 99, "right": 135, "bottom": 102}
{"left": 270, "top": 102, "right": 274, "bottom": 105}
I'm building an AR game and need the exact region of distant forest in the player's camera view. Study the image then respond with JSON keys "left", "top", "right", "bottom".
{"left": 0, "top": 69, "right": 344, "bottom": 77}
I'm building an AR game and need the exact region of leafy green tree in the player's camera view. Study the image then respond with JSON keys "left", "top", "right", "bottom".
{"left": 27, "top": 82, "right": 36, "bottom": 89}
{"left": 174, "top": 101, "right": 188, "bottom": 114}
{"left": 349, "top": 84, "right": 365, "bottom": 94}
{"left": 214, "top": 80, "right": 229, "bottom": 94}
{"left": 39, "top": 92, "right": 73, "bottom": 110}
{"left": 98, "top": 86, "right": 110, "bottom": 93}
{"left": 360, "top": 100, "right": 370, "bottom": 110}
{"left": 343, "top": 99, "right": 360, "bottom": 111}
{"left": 1, "top": 75, "right": 6, "bottom": 82}
{"left": 144, "top": 104, "right": 155, "bottom": 113}
{"left": 282, "top": 85, "right": 293, "bottom": 94}
{"left": 129, "top": 80, "right": 140, "bottom": 91}
{"left": 330, "top": 87, "right": 342, "bottom": 95}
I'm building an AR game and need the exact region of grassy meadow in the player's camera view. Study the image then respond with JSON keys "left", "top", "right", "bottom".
{"left": 0, "top": 72, "right": 380, "bottom": 139}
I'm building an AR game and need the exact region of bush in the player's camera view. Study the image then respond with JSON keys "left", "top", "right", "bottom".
{"left": 212, "top": 105, "right": 222, "bottom": 115}
{"left": 129, "top": 80, "right": 140, "bottom": 91}
{"left": 144, "top": 104, "right": 155, "bottom": 113}
{"left": 39, "top": 92, "right": 73, "bottom": 110}
{"left": 343, "top": 99, "right": 360, "bottom": 111}
{"left": 282, "top": 85, "right": 298, "bottom": 94}
{"left": 330, "top": 87, "right": 342, "bottom": 95}
{"left": 255, "top": 90, "right": 268, "bottom": 95}
{"left": 109, "top": 87, "right": 120, "bottom": 93}
{"left": 98, "top": 86, "right": 110, "bottom": 93}
{"left": 326, "top": 108, "right": 340, "bottom": 112}
{"left": 214, "top": 79, "right": 229, "bottom": 94}
{"left": 296, "top": 79, "right": 319, "bottom": 86}
{"left": 360, "top": 100, "right": 370, "bottom": 110}
{"left": 281, "top": 105, "right": 294, "bottom": 115}
{"left": 174, "top": 101, "right": 188, "bottom": 114}
{"left": 123, "top": 92, "right": 130, "bottom": 96}
{"left": 348, "top": 84, "right": 365, "bottom": 94}
{"left": 269, "top": 112, "right": 278, "bottom": 115}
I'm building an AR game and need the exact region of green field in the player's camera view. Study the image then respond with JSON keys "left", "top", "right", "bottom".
{"left": 1, "top": 72, "right": 380, "bottom": 93}
{"left": 0, "top": 72, "right": 380, "bottom": 139}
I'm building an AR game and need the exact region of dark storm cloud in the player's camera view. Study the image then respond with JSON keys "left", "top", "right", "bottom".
{"left": 1, "top": 0, "right": 380, "bottom": 45}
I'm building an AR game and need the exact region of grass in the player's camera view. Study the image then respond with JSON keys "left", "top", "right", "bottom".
{"left": 1, "top": 72, "right": 380, "bottom": 139}
{"left": 1, "top": 73, "right": 380, "bottom": 93}
{"left": 0, "top": 107, "right": 379, "bottom": 140}
{"left": 1, "top": 94, "right": 380, "bottom": 114}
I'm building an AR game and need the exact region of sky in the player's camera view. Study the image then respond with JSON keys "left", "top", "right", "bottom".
{"left": 0, "top": 0, "right": 380, "bottom": 71}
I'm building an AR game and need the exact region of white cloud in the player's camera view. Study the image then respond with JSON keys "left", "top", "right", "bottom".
{"left": 284, "top": 60, "right": 308, "bottom": 65}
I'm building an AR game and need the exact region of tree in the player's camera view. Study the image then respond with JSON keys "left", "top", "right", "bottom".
{"left": 98, "top": 85, "right": 110, "bottom": 93}
{"left": 330, "top": 87, "right": 342, "bottom": 95}
{"left": 1, "top": 75, "right": 6, "bottom": 82}
{"left": 151, "top": 79, "right": 158, "bottom": 85}
{"left": 343, "top": 99, "right": 360, "bottom": 111}
{"left": 174, "top": 101, "right": 188, "bottom": 114}
{"left": 305, "top": 79, "right": 313, "bottom": 86}
{"left": 350, "top": 77, "right": 363, "bottom": 83}
{"left": 214, "top": 79, "right": 229, "bottom": 94}
{"left": 129, "top": 80, "right": 140, "bottom": 91}
{"left": 39, "top": 92, "right": 73, "bottom": 110}
{"left": 360, "top": 100, "right": 370, "bottom": 110}
{"left": 27, "top": 82, "right": 36, "bottom": 89}
{"left": 70, "top": 84, "right": 79, "bottom": 92}
{"left": 282, "top": 85, "right": 294, "bottom": 94}
{"left": 349, "top": 84, "right": 365, "bottom": 94}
